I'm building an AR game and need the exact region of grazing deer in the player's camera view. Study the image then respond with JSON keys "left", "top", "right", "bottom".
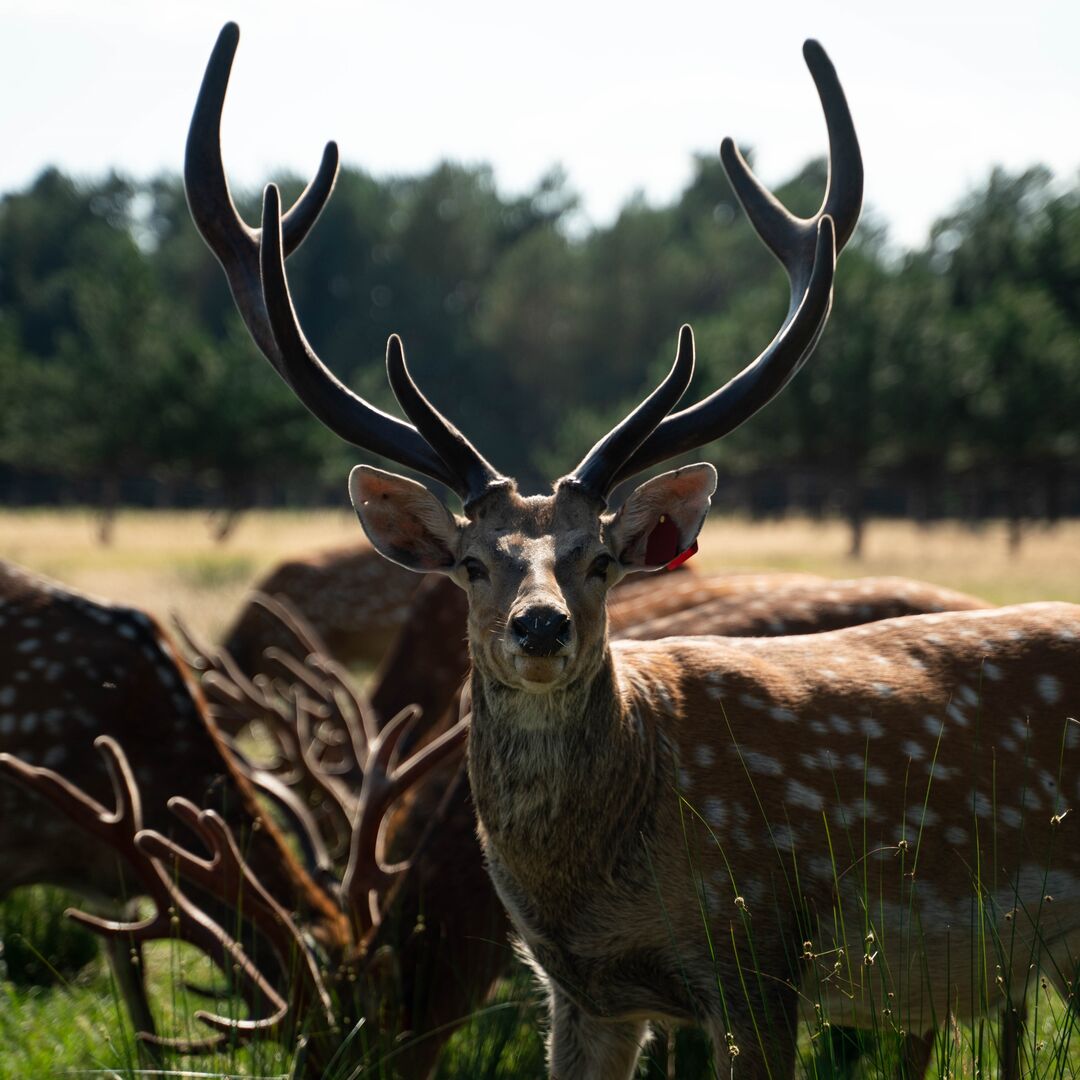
{"left": 0, "top": 565, "right": 467, "bottom": 1072}
{"left": 0, "top": 558, "right": 342, "bottom": 1042}
{"left": 222, "top": 541, "right": 424, "bottom": 674}
{"left": 189, "top": 24, "right": 1080, "bottom": 1078}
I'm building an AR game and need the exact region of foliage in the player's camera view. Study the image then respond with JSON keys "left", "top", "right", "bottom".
{"left": 1, "top": 155, "right": 1079, "bottom": 530}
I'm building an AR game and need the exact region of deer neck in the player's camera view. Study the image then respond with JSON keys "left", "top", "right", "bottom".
{"left": 467, "top": 642, "right": 668, "bottom": 909}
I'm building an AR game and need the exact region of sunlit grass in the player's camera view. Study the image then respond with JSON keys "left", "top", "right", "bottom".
{"left": 2, "top": 509, "right": 1080, "bottom": 1075}
{"left": 2, "top": 510, "right": 1078, "bottom": 645}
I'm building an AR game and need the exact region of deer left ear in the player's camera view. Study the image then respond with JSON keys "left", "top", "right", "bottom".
{"left": 607, "top": 464, "right": 717, "bottom": 571}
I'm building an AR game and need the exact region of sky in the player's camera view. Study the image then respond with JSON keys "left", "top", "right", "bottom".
{"left": 0, "top": 0, "right": 1077, "bottom": 251}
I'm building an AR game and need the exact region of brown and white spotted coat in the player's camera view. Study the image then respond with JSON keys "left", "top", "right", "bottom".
{"left": 0, "top": 559, "right": 344, "bottom": 1032}
{"left": 352, "top": 475, "right": 1080, "bottom": 1079}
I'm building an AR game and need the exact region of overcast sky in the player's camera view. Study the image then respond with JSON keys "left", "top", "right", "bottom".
{"left": 1, "top": 0, "right": 1076, "bottom": 250}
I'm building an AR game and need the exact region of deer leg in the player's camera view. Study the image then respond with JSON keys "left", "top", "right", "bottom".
{"left": 896, "top": 1029, "right": 935, "bottom": 1079}
{"left": 547, "top": 987, "right": 649, "bottom": 1080}
{"left": 1000, "top": 1001, "right": 1026, "bottom": 1080}
{"left": 101, "top": 935, "right": 161, "bottom": 1064}
{"left": 705, "top": 988, "right": 800, "bottom": 1080}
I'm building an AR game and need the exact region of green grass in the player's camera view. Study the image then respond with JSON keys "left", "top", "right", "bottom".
{"left": 3, "top": 510, "right": 1080, "bottom": 1075}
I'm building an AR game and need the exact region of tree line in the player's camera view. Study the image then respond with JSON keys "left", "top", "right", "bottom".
{"left": 1, "top": 152, "right": 1078, "bottom": 550}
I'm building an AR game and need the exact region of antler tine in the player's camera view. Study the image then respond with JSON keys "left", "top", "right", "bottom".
{"left": 564, "top": 324, "right": 696, "bottom": 501}
{"left": 720, "top": 39, "right": 862, "bottom": 291}
{"left": 292, "top": 698, "right": 357, "bottom": 858}
{"left": 250, "top": 591, "right": 329, "bottom": 659}
{"left": 220, "top": 738, "right": 337, "bottom": 881}
{"left": 185, "top": 22, "right": 339, "bottom": 370}
{"left": 614, "top": 216, "right": 837, "bottom": 484}
{"left": 340, "top": 707, "right": 468, "bottom": 934}
{"left": 575, "top": 42, "right": 860, "bottom": 493}
{"left": 0, "top": 740, "right": 292, "bottom": 1046}
{"left": 190, "top": 24, "right": 491, "bottom": 495}
{"left": 138, "top": 798, "right": 336, "bottom": 1036}
{"left": 257, "top": 184, "right": 480, "bottom": 494}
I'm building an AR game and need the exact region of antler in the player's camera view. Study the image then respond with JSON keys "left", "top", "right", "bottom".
{"left": 173, "top": 612, "right": 357, "bottom": 859}
{"left": 567, "top": 40, "right": 862, "bottom": 497}
{"left": 177, "top": 596, "right": 470, "bottom": 939}
{"left": 137, "top": 798, "right": 336, "bottom": 1040}
{"left": 0, "top": 738, "right": 296, "bottom": 1051}
{"left": 188, "top": 23, "right": 500, "bottom": 500}
{"left": 258, "top": 187, "right": 506, "bottom": 505}
{"left": 341, "top": 706, "right": 468, "bottom": 936}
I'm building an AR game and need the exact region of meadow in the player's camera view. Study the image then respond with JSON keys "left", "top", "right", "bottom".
{"left": 1, "top": 508, "right": 1079, "bottom": 1078}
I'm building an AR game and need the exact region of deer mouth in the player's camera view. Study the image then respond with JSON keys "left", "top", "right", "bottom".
{"left": 512, "top": 654, "right": 567, "bottom": 689}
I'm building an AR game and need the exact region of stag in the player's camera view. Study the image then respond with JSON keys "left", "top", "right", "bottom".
{"left": 187, "top": 23, "right": 1080, "bottom": 1078}
{"left": 0, "top": 558, "right": 342, "bottom": 1040}
{"left": 0, "top": 575, "right": 466, "bottom": 1073}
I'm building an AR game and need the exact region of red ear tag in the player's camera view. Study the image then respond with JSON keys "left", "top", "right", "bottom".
{"left": 644, "top": 514, "right": 680, "bottom": 566}
{"left": 666, "top": 539, "right": 698, "bottom": 571}
{"left": 645, "top": 514, "right": 697, "bottom": 570}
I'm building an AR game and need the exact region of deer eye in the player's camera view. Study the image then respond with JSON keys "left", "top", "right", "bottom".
{"left": 461, "top": 557, "right": 489, "bottom": 583}
{"left": 588, "top": 554, "right": 615, "bottom": 580}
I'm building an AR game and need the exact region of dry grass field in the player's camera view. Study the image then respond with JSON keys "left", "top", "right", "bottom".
{"left": 1, "top": 509, "right": 1077, "bottom": 645}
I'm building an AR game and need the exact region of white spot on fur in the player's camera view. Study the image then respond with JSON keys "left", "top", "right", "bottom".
{"left": 15, "top": 639, "right": 39, "bottom": 654}
{"left": 946, "top": 702, "right": 968, "bottom": 727}
{"left": 703, "top": 798, "right": 728, "bottom": 830}
{"left": 958, "top": 684, "right": 980, "bottom": 707}
{"left": 906, "top": 804, "right": 940, "bottom": 827}
{"left": 982, "top": 661, "right": 1003, "bottom": 681}
{"left": 923, "top": 715, "right": 943, "bottom": 737}
{"left": 944, "top": 825, "right": 968, "bottom": 846}
{"left": 860, "top": 716, "right": 883, "bottom": 739}
{"left": 999, "top": 806, "right": 1023, "bottom": 829}
{"left": 770, "top": 707, "right": 797, "bottom": 724}
{"left": 866, "top": 767, "right": 888, "bottom": 787}
{"left": 744, "top": 750, "right": 783, "bottom": 776}
{"left": 0, "top": 687, "right": 14, "bottom": 707}
{"left": 786, "top": 779, "right": 823, "bottom": 811}
{"left": 830, "top": 715, "right": 852, "bottom": 735}
{"left": 902, "top": 740, "right": 926, "bottom": 761}
{"left": 972, "top": 792, "right": 993, "bottom": 818}
{"left": 694, "top": 744, "right": 715, "bottom": 769}
{"left": 1037, "top": 674, "right": 1063, "bottom": 705}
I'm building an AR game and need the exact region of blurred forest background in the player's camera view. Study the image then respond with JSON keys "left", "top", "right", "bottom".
{"left": 1, "top": 151, "right": 1079, "bottom": 555}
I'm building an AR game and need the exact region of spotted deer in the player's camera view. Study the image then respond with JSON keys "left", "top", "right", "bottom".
{"left": 0, "top": 559, "right": 341, "bottom": 1043}
{"left": 221, "top": 541, "right": 424, "bottom": 675}
{"left": 188, "top": 24, "right": 1080, "bottom": 1078}
{"left": 0, "top": 561, "right": 467, "bottom": 1072}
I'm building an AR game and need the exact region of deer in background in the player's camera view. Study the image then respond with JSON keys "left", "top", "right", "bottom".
{"left": 222, "top": 541, "right": 425, "bottom": 674}
{"left": 0, "top": 559, "right": 469, "bottom": 1073}
{"left": 0, "top": 558, "right": 344, "bottom": 1044}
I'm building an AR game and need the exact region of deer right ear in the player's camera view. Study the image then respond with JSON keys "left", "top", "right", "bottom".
{"left": 348, "top": 466, "right": 461, "bottom": 574}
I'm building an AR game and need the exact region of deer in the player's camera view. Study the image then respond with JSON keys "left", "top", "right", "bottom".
{"left": 0, "top": 558, "right": 350, "bottom": 1042}
{"left": 187, "top": 23, "right": 1080, "bottom": 1078}
{"left": 0, "top": 562, "right": 470, "bottom": 1074}
{"left": 221, "top": 540, "right": 425, "bottom": 675}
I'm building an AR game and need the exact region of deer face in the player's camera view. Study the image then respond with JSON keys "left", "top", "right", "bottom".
{"left": 349, "top": 464, "right": 716, "bottom": 694}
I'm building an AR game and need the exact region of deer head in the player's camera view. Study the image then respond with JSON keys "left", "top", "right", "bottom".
{"left": 185, "top": 23, "right": 861, "bottom": 703}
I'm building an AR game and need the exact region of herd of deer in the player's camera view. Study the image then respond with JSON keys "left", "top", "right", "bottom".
{"left": 0, "top": 21, "right": 1076, "bottom": 1080}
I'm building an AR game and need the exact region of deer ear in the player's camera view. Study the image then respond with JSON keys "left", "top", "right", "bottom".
{"left": 348, "top": 465, "right": 461, "bottom": 574}
{"left": 607, "top": 464, "right": 716, "bottom": 572}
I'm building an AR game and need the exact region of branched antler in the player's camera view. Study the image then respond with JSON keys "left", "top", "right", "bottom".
{"left": 342, "top": 706, "right": 468, "bottom": 936}
{"left": 0, "top": 738, "right": 297, "bottom": 1052}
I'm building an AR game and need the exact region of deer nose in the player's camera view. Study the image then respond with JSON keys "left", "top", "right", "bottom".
{"left": 510, "top": 607, "right": 572, "bottom": 657}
